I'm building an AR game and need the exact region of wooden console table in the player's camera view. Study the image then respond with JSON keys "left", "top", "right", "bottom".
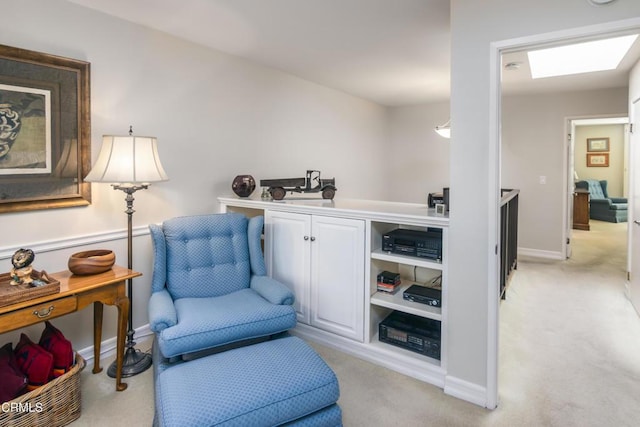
{"left": 0, "top": 265, "right": 139, "bottom": 391}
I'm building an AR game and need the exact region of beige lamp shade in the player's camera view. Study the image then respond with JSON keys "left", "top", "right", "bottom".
{"left": 85, "top": 135, "right": 169, "bottom": 185}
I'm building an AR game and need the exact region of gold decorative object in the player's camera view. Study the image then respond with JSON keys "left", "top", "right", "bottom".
{"left": 68, "top": 249, "right": 116, "bottom": 275}
{"left": 10, "top": 248, "right": 35, "bottom": 285}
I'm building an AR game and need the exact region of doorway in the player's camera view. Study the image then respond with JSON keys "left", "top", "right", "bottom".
{"left": 492, "top": 25, "right": 640, "bottom": 409}
{"left": 568, "top": 117, "right": 629, "bottom": 263}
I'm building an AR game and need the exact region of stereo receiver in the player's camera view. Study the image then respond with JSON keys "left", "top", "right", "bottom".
{"left": 382, "top": 228, "right": 442, "bottom": 261}
{"left": 379, "top": 311, "right": 441, "bottom": 360}
{"left": 403, "top": 284, "right": 441, "bottom": 307}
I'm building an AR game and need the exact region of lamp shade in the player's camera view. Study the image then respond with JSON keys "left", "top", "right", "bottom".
{"left": 85, "top": 135, "right": 168, "bottom": 184}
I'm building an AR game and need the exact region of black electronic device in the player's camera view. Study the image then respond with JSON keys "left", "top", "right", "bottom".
{"left": 443, "top": 187, "right": 450, "bottom": 212}
{"left": 428, "top": 192, "right": 444, "bottom": 208}
{"left": 403, "top": 284, "right": 441, "bottom": 307}
{"left": 382, "top": 228, "right": 442, "bottom": 261}
{"left": 379, "top": 311, "right": 440, "bottom": 360}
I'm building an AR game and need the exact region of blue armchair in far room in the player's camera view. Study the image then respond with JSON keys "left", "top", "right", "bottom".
{"left": 575, "top": 179, "right": 628, "bottom": 223}
{"left": 148, "top": 213, "right": 297, "bottom": 360}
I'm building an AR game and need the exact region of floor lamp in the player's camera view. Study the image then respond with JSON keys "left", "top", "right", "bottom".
{"left": 85, "top": 127, "right": 168, "bottom": 377}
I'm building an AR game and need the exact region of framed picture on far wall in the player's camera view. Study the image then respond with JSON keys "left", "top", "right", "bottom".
{"left": 587, "top": 137, "right": 609, "bottom": 152}
{"left": 587, "top": 152, "right": 609, "bottom": 167}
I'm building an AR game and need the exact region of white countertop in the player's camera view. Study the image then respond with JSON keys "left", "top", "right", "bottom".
{"left": 218, "top": 195, "right": 449, "bottom": 227}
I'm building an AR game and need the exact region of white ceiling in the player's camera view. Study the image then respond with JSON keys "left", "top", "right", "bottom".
{"left": 67, "top": 0, "right": 640, "bottom": 107}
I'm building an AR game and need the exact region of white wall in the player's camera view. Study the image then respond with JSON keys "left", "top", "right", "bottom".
{"left": 450, "top": 0, "right": 640, "bottom": 407}
{"left": 628, "top": 60, "right": 640, "bottom": 318}
{"left": 386, "top": 102, "right": 450, "bottom": 203}
{"left": 502, "top": 88, "right": 628, "bottom": 254}
{"left": 632, "top": 58, "right": 640, "bottom": 101}
{"left": 0, "top": 0, "right": 388, "bottom": 353}
{"left": 574, "top": 123, "right": 626, "bottom": 196}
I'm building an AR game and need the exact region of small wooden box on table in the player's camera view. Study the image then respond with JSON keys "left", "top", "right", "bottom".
{"left": 0, "top": 265, "right": 139, "bottom": 391}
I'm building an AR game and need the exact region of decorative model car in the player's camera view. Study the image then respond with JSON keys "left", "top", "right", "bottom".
{"left": 260, "top": 170, "right": 337, "bottom": 200}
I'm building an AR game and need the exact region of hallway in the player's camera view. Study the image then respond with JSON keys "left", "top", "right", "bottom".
{"left": 498, "top": 220, "right": 640, "bottom": 426}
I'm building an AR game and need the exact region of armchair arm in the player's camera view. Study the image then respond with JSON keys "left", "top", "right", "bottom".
{"left": 250, "top": 275, "right": 295, "bottom": 306}
{"left": 610, "top": 197, "right": 627, "bottom": 204}
{"left": 590, "top": 199, "right": 612, "bottom": 207}
{"left": 148, "top": 289, "right": 177, "bottom": 333}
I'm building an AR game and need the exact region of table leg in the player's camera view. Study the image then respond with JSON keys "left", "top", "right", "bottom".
{"left": 93, "top": 301, "right": 103, "bottom": 374}
{"left": 115, "top": 295, "right": 129, "bottom": 391}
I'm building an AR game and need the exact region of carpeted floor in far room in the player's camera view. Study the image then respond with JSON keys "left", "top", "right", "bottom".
{"left": 71, "top": 219, "right": 640, "bottom": 426}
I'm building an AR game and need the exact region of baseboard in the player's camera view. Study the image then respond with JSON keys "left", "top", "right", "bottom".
{"left": 444, "top": 375, "right": 488, "bottom": 407}
{"left": 518, "top": 247, "right": 564, "bottom": 260}
{"left": 77, "top": 324, "right": 154, "bottom": 369}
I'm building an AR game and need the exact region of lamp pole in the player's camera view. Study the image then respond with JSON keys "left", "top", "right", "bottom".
{"left": 107, "top": 184, "right": 152, "bottom": 377}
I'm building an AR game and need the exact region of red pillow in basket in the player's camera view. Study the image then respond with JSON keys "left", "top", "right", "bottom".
{"left": 39, "top": 321, "right": 74, "bottom": 379}
{"left": 0, "top": 342, "right": 28, "bottom": 402}
{"left": 14, "top": 333, "right": 54, "bottom": 391}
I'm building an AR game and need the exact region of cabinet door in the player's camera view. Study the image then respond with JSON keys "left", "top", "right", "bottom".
{"left": 265, "top": 210, "right": 312, "bottom": 324}
{"left": 310, "top": 215, "right": 365, "bottom": 341}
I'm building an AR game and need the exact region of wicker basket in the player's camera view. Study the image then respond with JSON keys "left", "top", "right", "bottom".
{"left": 0, "top": 270, "right": 60, "bottom": 308}
{"left": 0, "top": 353, "right": 85, "bottom": 427}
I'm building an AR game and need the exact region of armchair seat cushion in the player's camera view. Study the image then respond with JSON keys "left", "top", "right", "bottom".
{"left": 156, "top": 288, "right": 297, "bottom": 358}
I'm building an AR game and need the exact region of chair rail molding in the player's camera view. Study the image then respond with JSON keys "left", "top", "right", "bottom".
{"left": 0, "top": 225, "right": 151, "bottom": 260}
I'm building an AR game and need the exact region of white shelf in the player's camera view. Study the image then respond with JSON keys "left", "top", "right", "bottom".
{"left": 369, "top": 332, "right": 441, "bottom": 367}
{"left": 218, "top": 196, "right": 449, "bottom": 227}
{"left": 370, "top": 283, "right": 442, "bottom": 321}
{"left": 371, "top": 249, "right": 443, "bottom": 270}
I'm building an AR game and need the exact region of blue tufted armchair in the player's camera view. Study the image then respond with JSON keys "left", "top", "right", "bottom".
{"left": 575, "top": 179, "right": 628, "bottom": 223}
{"left": 148, "top": 213, "right": 297, "bottom": 359}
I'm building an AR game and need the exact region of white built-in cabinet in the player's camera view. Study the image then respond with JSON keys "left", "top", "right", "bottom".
{"left": 264, "top": 211, "right": 365, "bottom": 341}
{"left": 218, "top": 196, "right": 448, "bottom": 388}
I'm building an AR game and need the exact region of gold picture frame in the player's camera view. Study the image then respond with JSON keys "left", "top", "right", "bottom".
{"left": 587, "top": 137, "right": 609, "bottom": 152}
{"left": 0, "top": 44, "right": 91, "bottom": 213}
{"left": 587, "top": 152, "right": 609, "bottom": 167}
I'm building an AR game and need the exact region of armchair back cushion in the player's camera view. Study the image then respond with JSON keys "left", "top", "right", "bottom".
{"left": 162, "top": 214, "right": 250, "bottom": 299}
{"left": 578, "top": 179, "right": 607, "bottom": 199}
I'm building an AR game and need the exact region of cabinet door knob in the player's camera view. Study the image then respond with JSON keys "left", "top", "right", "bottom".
{"left": 310, "top": 236, "right": 316, "bottom": 242}
{"left": 304, "top": 236, "right": 309, "bottom": 241}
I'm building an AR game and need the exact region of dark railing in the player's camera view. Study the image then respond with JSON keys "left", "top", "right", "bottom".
{"left": 500, "top": 189, "right": 519, "bottom": 299}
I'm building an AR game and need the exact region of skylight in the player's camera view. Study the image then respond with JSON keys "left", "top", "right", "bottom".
{"left": 527, "top": 34, "right": 638, "bottom": 79}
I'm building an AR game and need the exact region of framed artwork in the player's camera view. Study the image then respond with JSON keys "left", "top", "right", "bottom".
{"left": 587, "top": 137, "right": 609, "bottom": 152}
{"left": 0, "top": 44, "right": 91, "bottom": 213}
{"left": 587, "top": 152, "right": 609, "bottom": 167}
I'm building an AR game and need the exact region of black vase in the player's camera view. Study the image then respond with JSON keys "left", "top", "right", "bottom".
{"left": 232, "top": 175, "right": 256, "bottom": 198}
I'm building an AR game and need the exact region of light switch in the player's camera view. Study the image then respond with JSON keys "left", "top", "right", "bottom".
{"left": 539, "top": 176, "right": 546, "bottom": 184}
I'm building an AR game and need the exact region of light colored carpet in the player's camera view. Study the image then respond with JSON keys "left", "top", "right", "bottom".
{"left": 70, "top": 220, "right": 640, "bottom": 426}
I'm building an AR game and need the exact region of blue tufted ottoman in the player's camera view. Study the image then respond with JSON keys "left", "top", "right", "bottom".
{"left": 153, "top": 336, "right": 342, "bottom": 426}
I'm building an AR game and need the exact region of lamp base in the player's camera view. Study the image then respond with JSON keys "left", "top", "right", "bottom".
{"left": 107, "top": 346, "right": 152, "bottom": 378}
